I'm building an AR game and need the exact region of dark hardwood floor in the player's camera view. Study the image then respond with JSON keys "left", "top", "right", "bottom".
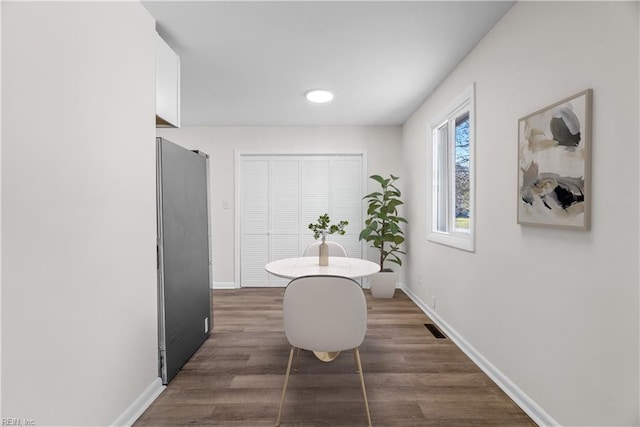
{"left": 135, "top": 288, "right": 535, "bottom": 426}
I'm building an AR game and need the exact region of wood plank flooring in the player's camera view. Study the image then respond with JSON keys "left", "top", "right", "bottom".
{"left": 135, "top": 288, "right": 535, "bottom": 426}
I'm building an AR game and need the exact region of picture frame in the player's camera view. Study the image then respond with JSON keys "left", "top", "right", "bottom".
{"left": 517, "top": 89, "right": 592, "bottom": 230}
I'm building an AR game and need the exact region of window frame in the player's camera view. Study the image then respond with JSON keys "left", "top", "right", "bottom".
{"left": 428, "top": 84, "right": 476, "bottom": 252}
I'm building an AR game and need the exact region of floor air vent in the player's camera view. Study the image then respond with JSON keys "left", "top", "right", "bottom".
{"left": 424, "top": 323, "right": 446, "bottom": 339}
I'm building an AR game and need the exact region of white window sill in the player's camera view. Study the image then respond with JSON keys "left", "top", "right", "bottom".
{"left": 428, "top": 231, "right": 475, "bottom": 252}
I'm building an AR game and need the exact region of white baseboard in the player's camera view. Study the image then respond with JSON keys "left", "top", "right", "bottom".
{"left": 212, "top": 281, "right": 237, "bottom": 289}
{"left": 111, "top": 377, "right": 165, "bottom": 427}
{"left": 400, "top": 284, "right": 558, "bottom": 427}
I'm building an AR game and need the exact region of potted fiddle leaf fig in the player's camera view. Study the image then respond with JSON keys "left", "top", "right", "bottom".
{"left": 359, "top": 174, "right": 407, "bottom": 298}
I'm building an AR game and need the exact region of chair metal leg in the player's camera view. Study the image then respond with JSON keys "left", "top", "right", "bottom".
{"left": 353, "top": 349, "right": 360, "bottom": 373}
{"left": 353, "top": 348, "right": 372, "bottom": 427}
{"left": 276, "top": 347, "right": 295, "bottom": 426}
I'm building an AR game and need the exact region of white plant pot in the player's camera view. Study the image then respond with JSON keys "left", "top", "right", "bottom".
{"left": 369, "top": 270, "right": 397, "bottom": 298}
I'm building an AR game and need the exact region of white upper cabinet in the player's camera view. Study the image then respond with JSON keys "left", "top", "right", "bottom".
{"left": 156, "top": 33, "right": 180, "bottom": 128}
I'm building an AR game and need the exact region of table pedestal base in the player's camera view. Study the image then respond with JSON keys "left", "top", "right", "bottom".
{"left": 313, "top": 351, "right": 341, "bottom": 362}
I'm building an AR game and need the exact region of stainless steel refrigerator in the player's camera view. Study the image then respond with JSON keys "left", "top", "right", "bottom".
{"left": 156, "top": 137, "right": 212, "bottom": 384}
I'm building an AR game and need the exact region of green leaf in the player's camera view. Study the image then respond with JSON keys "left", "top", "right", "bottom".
{"left": 369, "top": 175, "right": 385, "bottom": 185}
{"left": 363, "top": 191, "right": 382, "bottom": 199}
{"left": 387, "top": 256, "right": 402, "bottom": 267}
{"left": 388, "top": 183, "right": 401, "bottom": 193}
{"left": 386, "top": 200, "right": 402, "bottom": 212}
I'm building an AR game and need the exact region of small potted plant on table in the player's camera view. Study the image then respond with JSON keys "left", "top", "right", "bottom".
{"left": 308, "top": 213, "right": 348, "bottom": 266}
{"left": 359, "top": 174, "right": 408, "bottom": 298}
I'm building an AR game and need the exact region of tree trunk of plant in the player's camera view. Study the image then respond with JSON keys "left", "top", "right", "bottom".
{"left": 379, "top": 219, "right": 386, "bottom": 271}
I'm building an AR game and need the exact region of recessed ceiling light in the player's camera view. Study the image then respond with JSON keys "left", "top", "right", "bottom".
{"left": 305, "top": 89, "right": 334, "bottom": 103}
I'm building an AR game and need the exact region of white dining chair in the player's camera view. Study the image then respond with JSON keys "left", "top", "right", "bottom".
{"left": 302, "top": 240, "right": 348, "bottom": 257}
{"left": 275, "top": 275, "right": 372, "bottom": 427}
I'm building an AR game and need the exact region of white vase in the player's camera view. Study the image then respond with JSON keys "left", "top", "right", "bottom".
{"left": 369, "top": 270, "right": 397, "bottom": 298}
{"left": 319, "top": 238, "right": 329, "bottom": 266}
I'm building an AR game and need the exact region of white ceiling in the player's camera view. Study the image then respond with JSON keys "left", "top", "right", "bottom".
{"left": 142, "top": 1, "right": 514, "bottom": 127}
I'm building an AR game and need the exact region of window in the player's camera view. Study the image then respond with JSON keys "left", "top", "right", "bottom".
{"left": 428, "top": 84, "right": 475, "bottom": 252}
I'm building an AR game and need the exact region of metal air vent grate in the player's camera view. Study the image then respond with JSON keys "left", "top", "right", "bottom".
{"left": 424, "top": 323, "right": 447, "bottom": 339}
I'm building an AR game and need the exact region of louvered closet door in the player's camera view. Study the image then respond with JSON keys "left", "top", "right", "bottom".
{"left": 239, "top": 154, "right": 363, "bottom": 287}
{"left": 240, "top": 159, "right": 270, "bottom": 286}
{"left": 300, "top": 159, "right": 330, "bottom": 252}
{"left": 299, "top": 158, "right": 363, "bottom": 259}
{"left": 269, "top": 160, "right": 300, "bottom": 286}
{"left": 329, "top": 158, "right": 363, "bottom": 258}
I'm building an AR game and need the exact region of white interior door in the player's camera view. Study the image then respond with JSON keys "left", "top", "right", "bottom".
{"left": 239, "top": 159, "right": 270, "bottom": 286}
{"left": 328, "top": 157, "right": 364, "bottom": 257}
{"left": 238, "top": 153, "right": 365, "bottom": 287}
{"left": 269, "top": 159, "right": 301, "bottom": 286}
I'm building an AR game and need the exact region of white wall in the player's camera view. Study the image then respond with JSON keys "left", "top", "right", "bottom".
{"left": 2, "top": 2, "right": 159, "bottom": 425}
{"left": 0, "top": 1, "right": 3, "bottom": 418}
{"left": 157, "top": 126, "right": 403, "bottom": 286}
{"left": 403, "top": 2, "right": 639, "bottom": 426}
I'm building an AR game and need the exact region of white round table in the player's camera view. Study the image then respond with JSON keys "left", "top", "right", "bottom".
{"left": 264, "top": 256, "right": 380, "bottom": 280}
{"left": 265, "top": 256, "right": 380, "bottom": 362}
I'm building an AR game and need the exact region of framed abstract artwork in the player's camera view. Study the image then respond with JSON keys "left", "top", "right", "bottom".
{"left": 517, "top": 89, "right": 592, "bottom": 229}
